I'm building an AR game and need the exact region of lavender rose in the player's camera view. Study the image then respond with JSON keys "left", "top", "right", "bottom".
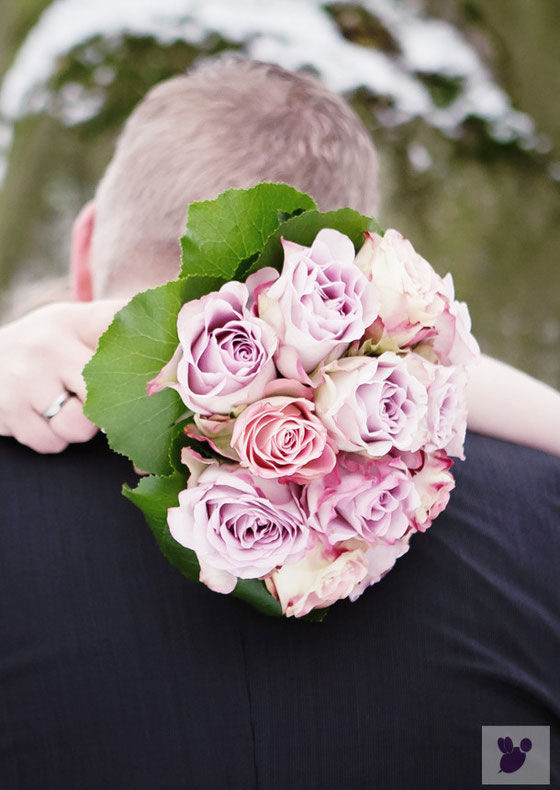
{"left": 147, "top": 281, "right": 277, "bottom": 415}
{"left": 314, "top": 352, "right": 427, "bottom": 456}
{"left": 404, "top": 353, "right": 468, "bottom": 459}
{"left": 167, "top": 462, "right": 309, "bottom": 594}
{"left": 304, "top": 453, "right": 420, "bottom": 545}
{"left": 425, "top": 364, "right": 468, "bottom": 458}
{"left": 231, "top": 395, "right": 337, "bottom": 483}
{"left": 258, "top": 229, "right": 380, "bottom": 379}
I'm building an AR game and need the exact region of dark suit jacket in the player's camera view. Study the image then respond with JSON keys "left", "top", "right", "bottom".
{"left": 1, "top": 432, "right": 559, "bottom": 789}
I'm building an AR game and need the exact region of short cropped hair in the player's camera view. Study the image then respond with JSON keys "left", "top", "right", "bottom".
{"left": 91, "top": 58, "right": 379, "bottom": 296}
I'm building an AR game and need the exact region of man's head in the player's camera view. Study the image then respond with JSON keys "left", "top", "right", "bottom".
{"left": 72, "top": 58, "right": 379, "bottom": 300}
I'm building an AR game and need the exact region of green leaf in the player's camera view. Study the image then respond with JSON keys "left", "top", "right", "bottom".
{"left": 168, "top": 418, "right": 192, "bottom": 473}
{"left": 84, "top": 276, "right": 223, "bottom": 475}
{"left": 243, "top": 208, "right": 384, "bottom": 278}
{"left": 123, "top": 471, "right": 199, "bottom": 583}
{"left": 231, "top": 578, "right": 283, "bottom": 618}
{"left": 180, "top": 183, "right": 316, "bottom": 279}
{"left": 124, "top": 472, "right": 284, "bottom": 617}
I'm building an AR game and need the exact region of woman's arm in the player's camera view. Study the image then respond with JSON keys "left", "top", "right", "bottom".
{"left": 467, "top": 353, "right": 560, "bottom": 457}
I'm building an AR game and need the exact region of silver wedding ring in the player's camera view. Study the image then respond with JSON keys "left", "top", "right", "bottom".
{"left": 43, "top": 391, "right": 72, "bottom": 420}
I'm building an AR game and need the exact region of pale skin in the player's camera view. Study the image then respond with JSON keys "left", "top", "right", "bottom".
{"left": 1, "top": 202, "right": 559, "bottom": 457}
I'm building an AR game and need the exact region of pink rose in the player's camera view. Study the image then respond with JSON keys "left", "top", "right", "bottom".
{"left": 409, "top": 450, "right": 455, "bottom": 532}
{"left": 168, "top": 462, "right": 309, "bottom": 594}
{"left": 232, "top": 395, "right": 336, "bottom": 483}
{"left": 346, "top": 538, "right": 410, "bottom": 602}
{"left": 355, "top": 229, "right": 450, "bottom": 347}
{"left": 304, "top": 453, "right": 420, "bottom": 545}
{"left": 264, "top": 536, "right": 368, "bottom": 618}
{"left": 314, "top": 353, "right": 427, "bottom": 456}
{"left": 147, "top": 281, "right": 277, "bottom": 415}
{"left": 258, "top": 229, "right": 380, "bottom": 379}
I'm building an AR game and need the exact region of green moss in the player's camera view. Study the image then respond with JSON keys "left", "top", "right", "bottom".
{"left": 415, "top": 72, "right": 464, "bottom": 109}
{"left": 324, "top": 3, "right": 401, "bottom": 53}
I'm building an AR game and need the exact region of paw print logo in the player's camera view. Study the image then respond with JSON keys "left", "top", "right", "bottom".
{"left": 497, "top": 736, "right": 532, "bottom": 774}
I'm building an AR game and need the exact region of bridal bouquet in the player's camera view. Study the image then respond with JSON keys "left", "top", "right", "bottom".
{"left": 84, "top": 184, "right": 479, "bottom": 620}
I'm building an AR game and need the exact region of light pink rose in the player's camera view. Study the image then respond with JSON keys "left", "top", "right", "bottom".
{"left": 432, "top": 298, "right": 480, "bottom": 366}
{"left": 355, "top": 229, "right": 451, "bottom": 347}
{"left": 264, "top": 536, "right": 368, "bottom": 618}
{"left": 147, "top": 281, "right": 277, "bottom": 415}
{"left": 232, "top": 396, "right": 336, "bottom": 484}
{"left": 258, "top": 229, "right": 380, "bottom": 379}
{"left": 314, "top": 352, "right": 428, "bottom": 456}
{"left": 184, "top": 414, "right": 238, "bottom": 461}
{"left": 409, "top": 450, "right": 455, "bottom": 532}
{"left": 304, "top": 453, "right": 420, "bottom": 545}
{"left": 346, "top": 538, "right": 410, "bottom": 602}
{"left": 168, "top": 462, "right": 309, "bottom": 594}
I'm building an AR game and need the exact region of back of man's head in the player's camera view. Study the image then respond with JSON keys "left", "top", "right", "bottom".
{"left": 91, "top": 58, "right": 379, "bottom": 296}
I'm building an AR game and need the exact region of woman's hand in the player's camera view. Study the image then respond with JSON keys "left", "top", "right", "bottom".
{"left": 0, "top": 300, "right": 124, "bottom": 453}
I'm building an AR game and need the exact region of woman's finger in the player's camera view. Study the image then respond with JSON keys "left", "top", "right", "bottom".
{"left": 12, "top": 411, "right": 69, "bottom": 454}
{"left": 48, "top": 396, "right": 98, "bottom": 444}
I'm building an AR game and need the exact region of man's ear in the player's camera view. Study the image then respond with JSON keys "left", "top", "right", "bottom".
{"left": 70, "top": 201, "right": 96, "bottom": 301}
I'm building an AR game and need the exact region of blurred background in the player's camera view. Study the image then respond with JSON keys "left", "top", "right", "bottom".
{"left": 0, "top": 0, "right": 558, "bottom": 386}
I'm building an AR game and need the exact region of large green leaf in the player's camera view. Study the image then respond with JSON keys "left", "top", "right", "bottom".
{"left": 180, "top": 183, "right": 316, "bottom": 279}
{"left": 123, "top": 471, "right": 199, "bottom": 582}
{"left": 84, "top": 276, "right": 223, "bottom": 475}
{"left": 242, "top": 208, "right": 384, "bottom": 278}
